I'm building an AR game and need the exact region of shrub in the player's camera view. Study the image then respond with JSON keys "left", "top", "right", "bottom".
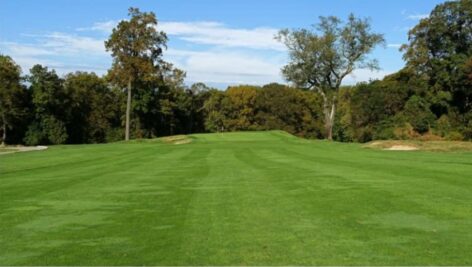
{"left": 23, "top": 116, "right": 68, "bottom": 145}
{"left": 446, "top": 131, "right": 464, "bottom": 141}
{"left": 393, "top": 123, "right": 419, "bottom": 140}
{"left": 105, "top": 128, "right": 124, "bottom": 143}
{"left": 462, "top": 113, "right": 472, "bottom": 140}
{"left": 403, "top": 96, "right": 436, "bottom": 133}
{"left": 43, "top": 116, "right": 68, "bottom": 144}
{"left": 24, "top": 123, "right": 45, "bottom": 146}
{"left": 434, "top": 115, "right": 451, "bottom": 137}
{"left": 373, "top": 127, "right": 395, "bottom": 140}
{"left": 418, "top": 131, "right": 443, "bottom": 141}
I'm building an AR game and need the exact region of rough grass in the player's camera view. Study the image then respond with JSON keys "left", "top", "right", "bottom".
{"left": 1, "top": 131, "right": 471, "bottom": 265}
{"left": 365, "top": 139, "right": 472, "bottom": 151}
{"left": 0, "top": 147, "right": 16, "bottom": 152}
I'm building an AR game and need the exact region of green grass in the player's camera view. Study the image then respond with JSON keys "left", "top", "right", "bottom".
{"left": 1, "top": 131, "right": 471, "bottom": 265}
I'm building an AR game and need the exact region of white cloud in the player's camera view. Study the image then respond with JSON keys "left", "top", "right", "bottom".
{"left": 407, "top": 14, "right": 428, "bottom": 20}
{"left": 166, "top": 48, "right": 391, "bottom": 86}
{"left": 1, "top": 33, "right": 109, "bottom": 75}
{"left": 77, "top": 20, "right": 120, "bottom": 33}
{"left": 344, "top": 68, "right": 392, "bottom": 85}
{"left": 40, "top": 32, "right": 106, "bottom": 55}
{"left": 161, "top": 21, "right": 284, "bottom": 51}
{"left": 11, "top": 56, "right": 63, "bottom": 72}
{"left": 78, "top": 19, "right": 285, "bottom": 51}
{"left": 387, "top": 43, "right": 402, "bottom": 48}
{"left": 3, "top": 19, "right": 396, "bottom": 86}
{"left": 1, "top": 42, "right": 56, "bottom": 56}
{"left": 166, "top": 49, "right": 284, "bottom": 84}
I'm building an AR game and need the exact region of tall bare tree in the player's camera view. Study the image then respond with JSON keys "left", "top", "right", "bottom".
{"left": 105, "top": 7, "right": 167, "bottom": 141}
{"left": 277, "top": 14, "right": 384, "bottom": 140}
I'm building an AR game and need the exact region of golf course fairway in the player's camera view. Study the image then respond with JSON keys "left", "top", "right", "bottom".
{"left": 1, "top": 131, "right": 471, "bottom": 265}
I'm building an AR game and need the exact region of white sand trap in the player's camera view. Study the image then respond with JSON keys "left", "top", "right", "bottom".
{"left": 385, "top": 145, "right": 418, "bottom": 151}
{"left": 0, "top": 145, "right": 48, "bottom": 155}
{"left": 173, "top": 139, "right": 191, "bottom": 145}
{"left": 16, "top": 145, "right": 48, "bottom": 152}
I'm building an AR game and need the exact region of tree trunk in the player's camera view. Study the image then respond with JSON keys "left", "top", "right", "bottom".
{"left": 316, "top": 88, "right": 336, "bottom": 141}
{"left": 323, "top": 99, "right": 336, "bottom": 141}
{"left": 125, "top": 80, "right": 132, "bottom": 141}
{"left": 1, "top": 112, "right": 6, "bottom": 146}
{"left": 1, "top": 122, "right": 6, "bottom": 146}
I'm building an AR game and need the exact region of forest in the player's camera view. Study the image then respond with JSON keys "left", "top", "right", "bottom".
{"left": 1, "top": 0, "right": 471, "bottom": 145}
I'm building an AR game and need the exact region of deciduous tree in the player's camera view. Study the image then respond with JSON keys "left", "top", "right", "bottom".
{"left": 105, "top": 7, "right": 168, "bottom": 141}
{"left": 277, "top": 14, "right": 384, "bottom": 140}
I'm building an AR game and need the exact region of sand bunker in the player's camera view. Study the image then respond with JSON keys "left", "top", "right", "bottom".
{"left": 161, "top": 135, "right": 192, "bottom": 145}
{"left": 16, "top": 146, "right": 48, "bottom": 152}
{"left": 0, "top": 145, "right": 48, "bottom": 155}
{"left": 384, "top": 145, "right": 419, "bottom": 151}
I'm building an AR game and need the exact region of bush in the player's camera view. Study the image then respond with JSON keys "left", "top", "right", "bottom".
{"left": 418, "top": 131, "right": 443, "bottom": 141}
{"left": 43, "top": 116, "right": 68, "bottom": 144}
{"left": 105, "top": 128, "right": 124, "bottom": 143}
{"left": 403, "top": 96, "right": 436, "bottom": 133}
{"left": 373, "top": 127, "right": 395, "bottom": 140}
{"left": 393, "top": 123, "right": 419, "bottom": 140}
{"left": 372, "top": 119, "right": 396, "bottom": 140}
{"left": 356, "top": 127, "right": 374, "bottom": 143}
{"left": 446, "top": 131, "right": 464, "bottom": 141}
{"left": 434, "top": 115, "right": 451, "bottom": 137}
{"left": 24, "top": 123, "right": 45, "bottom": 146}
{"left": 462, "top": 113, "right": 472, "bottom": 140}
{"left": 23, "top": 116, "right": 68, "bottom": 145}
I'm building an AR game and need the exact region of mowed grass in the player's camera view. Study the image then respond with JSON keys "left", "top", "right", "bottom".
{"left": 1, "top": 131, "right": 471, "bottom": 265}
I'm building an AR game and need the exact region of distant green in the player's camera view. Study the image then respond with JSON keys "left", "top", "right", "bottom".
{"left": 1, "top": 131, "right": 471, "bottom": 265}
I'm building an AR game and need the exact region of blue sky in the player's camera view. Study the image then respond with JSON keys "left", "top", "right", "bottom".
{"left": 0, "top": 0, "right": 444, "bottom": 88}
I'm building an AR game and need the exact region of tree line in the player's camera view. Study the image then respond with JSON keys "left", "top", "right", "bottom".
{"left": 1, "top": 0, "right": 471, "bottom": 145}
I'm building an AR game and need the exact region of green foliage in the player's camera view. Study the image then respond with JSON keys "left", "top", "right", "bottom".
{"left": 25, "top": 65, "right": 69, "bottom": 145}
{"left": 277, "top": 14, "right": 384, "bottom": 139}
{"left": 105, "top": 7, "right": 169, "bottom": 140}
{"left": 277, "top": 15, "right": 384, "bottom": 91}
{"left": 64, "top": 72, "right": 118, "bottom": 143}
{"left": 204, "top": 90, "right": 227, "bottom": 132}
{"left": 446, "top": 131, "right": 464, "bottom": 141}
{"left": 223, "top": 86, "right": 259, "bottom": 130}
{"left": 255, "top": 83, "right": 323, "bottom": 138}
{"left": 462, "top": 112, "right": 472, "bottom": 140}
{"left": 203, "top": 84, "right": 324, "bottom": 138}
{"left": 435, "top": 115, "right": 452, "bottom": 137}
{"left": 29, "top": 65, "right": 66, "bottom": 117}
{"left": 403, "top": 96, "right": 436, "bottom": 134}
{"left": 0, "top": 55, "right": 30, "bottom": 144}
{"left": 105, "top": 7, "right": 167, "bottom": 86}
{"left": 402, "top": 0, "right": 472, "bottom": 114}
{"left": 24, "top": 116, "right": 68, "bottom": 145}
{"left": 42, "top": 116, "right": 68, "bottom": 144}
{"left": 105, "top": 127, "right": 124, "bottom": 143}
{"left": 349, "top": 80, "right": 409, "bottom": 142}
{"left": 23, "top": 123, "right": 43, "bottom": 146}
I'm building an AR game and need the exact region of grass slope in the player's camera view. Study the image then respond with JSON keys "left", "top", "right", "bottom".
{"left": 1, "top": 131, "right": 471, "bottom": 265}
